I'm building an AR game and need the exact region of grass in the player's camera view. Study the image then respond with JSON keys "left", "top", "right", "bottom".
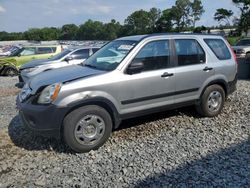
{"left": 227, "top": 36, "right": 242, "bottom": 45}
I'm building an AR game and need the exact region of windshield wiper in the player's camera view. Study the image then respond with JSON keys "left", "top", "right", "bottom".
{"left": 84, "top": 63, "right": 98, "bottom": 69}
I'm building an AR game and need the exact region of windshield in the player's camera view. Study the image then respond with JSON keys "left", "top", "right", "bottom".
{"left": 236, "top": 39, "right": 250, "bottom": 46}
{"left": 50, "top": 49, "right": 72, "bottom": 60}
{"left": 9, "top": 47, "right": 23, "bottom": 57}
{"left": 84, "top": 40, "right": 137, "bottom": 71}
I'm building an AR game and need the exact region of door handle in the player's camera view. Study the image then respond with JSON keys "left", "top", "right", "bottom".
{"left": 161, "top": 72, "right": 174, "bottom": 78}
{"left": 203, "top": 67, "right": 213, "bottom": 71}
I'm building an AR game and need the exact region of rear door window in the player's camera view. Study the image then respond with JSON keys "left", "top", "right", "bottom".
{"left": 175, "top": 39, "right": 206, "bottom": 66}
{"left": 204, "top": 39, "right": 231, "bottom": 60}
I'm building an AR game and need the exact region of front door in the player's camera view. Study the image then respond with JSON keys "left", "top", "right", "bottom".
{"left": 117, "top": 39, "right": 176, "bottom": 115}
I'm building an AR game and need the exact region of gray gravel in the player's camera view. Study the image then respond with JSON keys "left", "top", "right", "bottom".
{"left": 0, "top": 77, "right": 249, "bottom": 187}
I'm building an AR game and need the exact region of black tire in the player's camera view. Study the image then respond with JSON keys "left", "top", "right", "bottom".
{"left": 63, "top": 105, "right": 112, "bottom": 153}
{"left": 196, "top": 85, "right": 225, "bottom": 117}
{"left": 246, "top": 52, "right": 250, "bottom": 60}
{"left": 3, "top": 66, "right": 18, "bottom": 77}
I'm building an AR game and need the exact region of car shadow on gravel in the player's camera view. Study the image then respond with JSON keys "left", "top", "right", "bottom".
{"left": 134, "top": 138, "right": 250, "bottom": 187}
{"left": 8, "top": 115, "right": 72, "bottom": 153}
{"left": 8, "top": 106, "right": 200, "bottom": 153}
{"left": 117, "top": 106, "right": 200, "bottom": 131}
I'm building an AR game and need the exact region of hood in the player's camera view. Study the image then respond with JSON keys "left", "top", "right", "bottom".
{"left": 20, "top": 59, "right": 54, "bottom": 69}
{"left": 29, "top": 64, "right": 105, "bottom": 93}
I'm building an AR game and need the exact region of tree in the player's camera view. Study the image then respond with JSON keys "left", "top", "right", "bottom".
{"left": 232, "top": 0, "right": 250, "bottom": 35}
{"left": 214, "top": 8, "right": 233, "bottom": 25}
{"left": 155, "top": 9, "right": 174, "bottom": 32}
{"left": 190, "top": 0, "right": 204, "bottom": 27}
{"left": 148, "top": 8, "right": 161, "bottom": 32}
{"left": 124, "top": 9, "right": 151, "bottom": 35}
{"left": 77, "top": 20, "right": 104, "bottom": 40}
{"left": 60, "top": 24, "right": 78, "bottom": 40}
{"left": 171, "top": 0, "right": 192, "bottom": 31}
{"left": 103, "top": 19, "right": 121, "bottom": 40}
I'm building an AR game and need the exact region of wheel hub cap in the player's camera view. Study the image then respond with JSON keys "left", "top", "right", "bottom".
{"left": 74, "top": 115, "right": 105, "bottom": 145}
{"left": 207, "top": 91, "right": 222, "bottom": 112}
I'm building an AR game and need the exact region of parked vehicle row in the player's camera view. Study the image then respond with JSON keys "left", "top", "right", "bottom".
{"left": 0, "top": 45, "right": 64, "bottom": 76}
{"left": 18, "top": 46, "right": 100, "bottom": 85}
{"left": 16, "top": 33, "right": 237, "bottom": 153}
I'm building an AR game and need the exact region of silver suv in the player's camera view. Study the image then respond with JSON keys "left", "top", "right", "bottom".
{"left": 17, "top": 34, "right": 237, "bottom": 153}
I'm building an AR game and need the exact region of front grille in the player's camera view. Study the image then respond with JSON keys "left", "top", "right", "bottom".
{"left": 234, "top": 49, "right": 245, "bottom": 54}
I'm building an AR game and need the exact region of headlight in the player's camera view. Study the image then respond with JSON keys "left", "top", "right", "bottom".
{"left": 22, "top": 67, "right": 38, "bottom": 73}
{"left": 19, "top": 83, "right": 32, "bottom": 102}
{"left": 38, "top": 83, "right": 62, "bottom": 104}
{"left": 238, "top": 49, "right": 245, "bottom": 54}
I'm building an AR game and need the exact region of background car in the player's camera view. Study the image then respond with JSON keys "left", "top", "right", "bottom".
{"left": 18, "top": 46, "right": 100, "bottom": 84}
{"left": 232, "top": 38, "right": 250, "bottom": 59}
{"left": 0, "top": 45, "right": 63, "bottom": 76}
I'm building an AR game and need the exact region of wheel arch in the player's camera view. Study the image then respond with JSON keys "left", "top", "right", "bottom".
{"left": 200, "top": 79, "right": 229, "bottom": 99}
{"left": 63, "top": 97, "right": 121, "bottom": 132}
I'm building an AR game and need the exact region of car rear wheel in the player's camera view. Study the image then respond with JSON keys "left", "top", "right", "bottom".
{"left": 63, "top": 105, "right": 112, "bottom": 153}
{"left": 196, "top": 84, "right": 225, "bottom": 117}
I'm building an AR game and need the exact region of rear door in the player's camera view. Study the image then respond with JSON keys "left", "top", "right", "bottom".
{"left": 173, "top": 38, "right": 215, "bottom": 104}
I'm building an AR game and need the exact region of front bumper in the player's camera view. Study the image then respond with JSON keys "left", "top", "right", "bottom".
{"left": 16, "top": 95, "right": 68, "bottom": 138}
{"left": 235, "top": 53, "right": 246, "bottom": 59}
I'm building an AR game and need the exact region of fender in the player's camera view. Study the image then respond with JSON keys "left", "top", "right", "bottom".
{"left": 65, "top": 97, "right": 121, "bottom": 129}
{"left": 200, "top": 79, "right": 229, "bottom": 99}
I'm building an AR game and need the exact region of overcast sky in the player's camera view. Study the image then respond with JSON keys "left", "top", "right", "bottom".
{"left": 0, "top": 0, "right": 240, "bottom": 32}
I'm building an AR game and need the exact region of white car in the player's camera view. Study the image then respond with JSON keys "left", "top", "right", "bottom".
{"left": 19, "top": 47, "right": 100, "bottom": 85}
{"left": 232, "top": 38, "right": 250, "bottom": 59}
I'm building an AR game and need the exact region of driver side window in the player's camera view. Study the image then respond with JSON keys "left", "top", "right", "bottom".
{"left": 131, "top": 40, "right": 171, "bottom": 72}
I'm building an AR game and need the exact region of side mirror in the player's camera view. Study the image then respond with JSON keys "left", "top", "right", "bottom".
{"left": 127, "top": 61, "right": 144, "bottom": 75}
{"left": 65, "top": 56, "right": 73, "bottom": 62}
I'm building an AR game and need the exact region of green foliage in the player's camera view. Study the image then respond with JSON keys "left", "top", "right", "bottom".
{"left": 77, "top": 20, "right": 104, "bottom": 40}
{"left": 214, "top": 9, "right": 233, "bottom": 25}
{"left": 191, "top": 0, "right": 205, "bottom": 27}
{"left": 124, "top": 9, "right": 152, "bottom": 35}
{"left": 60, "top": 24, "right": 78, "bottom": 40}
{"left": 155, "top": 9, "right": 174, "bottom": 32}
{"left": 227, "top": 36, "right": 242, "bottom": 45}
{"left": 232, "top": 0, "right": 250, "bottom": 35}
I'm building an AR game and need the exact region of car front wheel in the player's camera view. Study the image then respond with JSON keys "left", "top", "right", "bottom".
{"left": 63, "top": 105, "right": 112, "bottom": 153}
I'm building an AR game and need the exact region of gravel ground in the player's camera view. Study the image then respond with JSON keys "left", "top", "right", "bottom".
{"left": 0, "top": 77, "right": 249, "bottom": 187}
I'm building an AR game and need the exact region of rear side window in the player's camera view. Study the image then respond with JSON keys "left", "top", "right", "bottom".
{"left": 36, "top": 47, "right": 53, "bottom": 54}
{"left": 72, "top": 49, "right": 89, "bottom": 59}
{"left": 92, "top": 48, "right": 100, "bottom": 53}
{"left": 204, "top": 39, "right": 231, "bottom": 60}
{"left": 132, "top": 40, "right": 171, "bottom": 72}
{"left": 175, "top": 39, "right": 206, "bottom": 66}
{"left": 51, "top": 47, "right": 57, "bottom": 52}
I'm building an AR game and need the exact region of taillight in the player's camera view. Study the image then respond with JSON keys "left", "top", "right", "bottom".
{"left": 226, "top": 40, "right": 238, "bottom": 64}
{"left": 230, "top": 46, "right": 238, "bottom": 64}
